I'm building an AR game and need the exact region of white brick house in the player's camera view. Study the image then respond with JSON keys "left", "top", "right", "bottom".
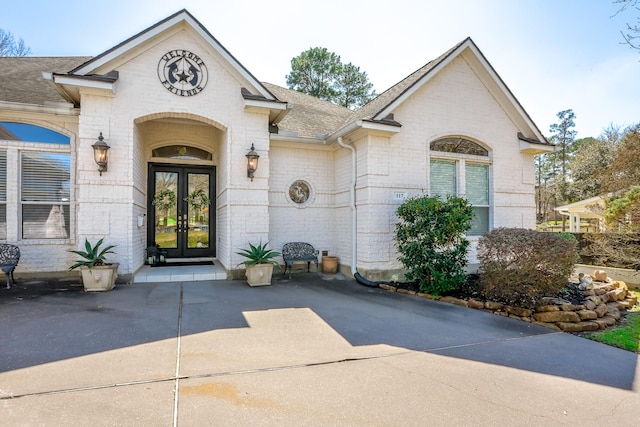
{"left": 0, "top": 10, "right": 553, "bottom": 282}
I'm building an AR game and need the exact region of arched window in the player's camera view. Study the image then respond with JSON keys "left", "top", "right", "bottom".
{"left": 0, "top": 122, "right": 70, "bottom": 144}
{"left": 430, "top": 137, "right": 488, "bottom": 156}
{"left": 152, "top": 145, "right": 212, "bottom": 160}
{"left": 429, "top": 137, "right": 490, "bottom": 236}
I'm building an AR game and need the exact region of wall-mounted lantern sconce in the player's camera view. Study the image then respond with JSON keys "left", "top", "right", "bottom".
{"left": 246, "top": 143, "right": 260, "bottom": 181}
{"left": 91, "top": 132, "right": 110, "bottom": 176}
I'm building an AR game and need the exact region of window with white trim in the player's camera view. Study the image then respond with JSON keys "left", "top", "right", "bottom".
{"left": 430, "top": 137, "right": 490, "bottom": 236}
{"left": 0, "top": 151, "right": 6, "bottom": 239}
{"left": 0, "top": 122, "right": 71, "bottom": 240}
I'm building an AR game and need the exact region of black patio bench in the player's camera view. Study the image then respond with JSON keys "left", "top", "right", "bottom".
{"left": 0, "top": 244, "right": 20, "bottom": 289}
{"left": 282, "top": 242, "right": 319, "bottom": 279}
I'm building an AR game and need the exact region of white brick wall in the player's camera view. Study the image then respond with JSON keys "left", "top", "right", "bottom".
{"left": 3, "top": 27, "right": 541, "bottom": 281}
{"left": 268, "top": 143, "right": 339, "bottom": 263}
{"left": 337, "top": 55, "right": 539, "bottom": 276}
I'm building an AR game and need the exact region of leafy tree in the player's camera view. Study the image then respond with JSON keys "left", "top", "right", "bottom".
{"left": 286, "top": 47, "right": 377, "bottom": 109}
{"left": 566, "top": 136, "right": 616, "bottom": 201}
{"left": 335, "top": 62, "right": 376, "bottom": 109}
{"left": 286, "top": 47, "right": 341, "bottom": 102}
{"left": 549, "top": 109, "right": 577, "bottom": 179}
{"left": 0, "top": 29, "right": 31, "bottom": 56}
{"left": 600, "top": 123, "right": 640, "bottom": 193}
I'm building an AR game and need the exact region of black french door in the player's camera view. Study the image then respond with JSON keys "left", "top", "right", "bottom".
{"left": 148, "top": 164, "right": 215, "bottom": 258}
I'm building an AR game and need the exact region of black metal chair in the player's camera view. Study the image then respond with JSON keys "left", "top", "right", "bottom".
{"left": 0, "top": 244, "right": 20, "bottom": 289}
{"left": 282, "top": 242, "right": 319, "bottom": 279}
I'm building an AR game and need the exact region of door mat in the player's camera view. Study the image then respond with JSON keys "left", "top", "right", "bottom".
{"left": 150, "top": 261, "right": 214, "bottom": 267}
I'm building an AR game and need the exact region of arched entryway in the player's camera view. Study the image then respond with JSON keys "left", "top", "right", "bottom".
{"left": 135, "top": 113, "right": 226, "bottom": 260}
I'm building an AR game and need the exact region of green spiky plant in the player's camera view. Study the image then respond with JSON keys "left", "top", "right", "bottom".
{"left": 236, "top": 241, "right": 281, "bottom": 266}
{"left": 69, "top": 238, "right": 116, "bottom": 270}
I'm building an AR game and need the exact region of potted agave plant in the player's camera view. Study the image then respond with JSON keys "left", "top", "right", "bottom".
{"left": 236, "top": 241, "right": 281, "bottom": 286}
{"left": 69, "top": 238, "right": 118, "bottom": 291}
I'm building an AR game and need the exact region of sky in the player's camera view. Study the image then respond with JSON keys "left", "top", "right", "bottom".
{"left": 2, "top": 0, "right": 638, "bottom": 139}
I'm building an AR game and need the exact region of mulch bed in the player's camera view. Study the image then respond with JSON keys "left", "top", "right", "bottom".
{"left": 393, "top": 274, "right": 586, "bottom": 307}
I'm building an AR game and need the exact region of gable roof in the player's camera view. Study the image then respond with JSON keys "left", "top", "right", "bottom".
{"left": 68, "top": 9, "right": 276, "bottom": 101}
{"left": 0, "top": 11, "right": 550, "bottom": 151}
{"left": 342, "top": 39, "right": 467, "bottom": 127}
{"left": 267, "top": 37, "right": 551, "bottom": 148}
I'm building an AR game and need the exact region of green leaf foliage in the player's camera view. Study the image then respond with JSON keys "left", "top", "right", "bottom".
{"left": 286, "top": 47, "right": 377, "bottom": 109}
{"left": 236, "top": 241, "right": 281, "bottom": 266}
{"left": 395, "top": 196, "right": 473, "bottom": 295}
{"left": 69, "top": 238, "right": 116, "bottom": 270}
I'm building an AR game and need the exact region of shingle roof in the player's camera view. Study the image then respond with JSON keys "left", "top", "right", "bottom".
{"left": 262, "top": 82, "right": 352, "bottom": 139}
{"left": 0, "top": 57, "right": 92, "bottom": 105}
{"left": 263, "top": 39, "right": 468, "bottom": 138}
{"left": 2, "top": 38, "right": 545, "bottom": 145}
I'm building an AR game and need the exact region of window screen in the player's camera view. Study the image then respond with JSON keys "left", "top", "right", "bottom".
{"left": 21, "top": 152, "right": 70, "bottom": 239}
{"left": 465, "top": 163, "right": 489, "bottom": 235}
{"left": 430, "top": 160, "right": 456, "bottom": 198}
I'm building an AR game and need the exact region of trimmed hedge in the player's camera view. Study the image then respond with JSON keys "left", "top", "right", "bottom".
{"left": 478, "top": 228, "right": 579, "bottom": 308}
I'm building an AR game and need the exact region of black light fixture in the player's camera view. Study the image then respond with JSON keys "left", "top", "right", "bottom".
{"left": 246, "top": 143, "right": 260, "bottom": 181}
{"left": 91, "top": 132, "right": 110, "bottom": 176}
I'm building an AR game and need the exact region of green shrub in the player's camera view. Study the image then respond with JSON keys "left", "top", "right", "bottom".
{"left": 556, "top": 232, "right": 578, "bottom": 243}
{"left": 477, "top": 228, "right": 579, "bottom": 308}
{"left": 395, "top": 196, "right": 473, "bottom": 295}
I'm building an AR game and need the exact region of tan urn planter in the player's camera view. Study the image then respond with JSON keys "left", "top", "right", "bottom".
{"left": 80, "top": 263, "right": 119, "bottom": 292}
{"left": 322, "top": 256, "right": 339, "bottom": 274}
{"left": 245, "top": 264, "right": 275, "bottom": 286}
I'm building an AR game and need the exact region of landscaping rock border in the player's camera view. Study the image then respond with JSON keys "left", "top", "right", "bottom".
{"left": 380, "top": 271, "right": 638, "bottom": 333}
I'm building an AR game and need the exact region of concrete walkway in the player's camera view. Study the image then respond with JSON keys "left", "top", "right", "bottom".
{"left": 1, "top": 274, "right": 639, "bottom": 426}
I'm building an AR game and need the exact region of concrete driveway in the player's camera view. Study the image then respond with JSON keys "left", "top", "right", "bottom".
{"left": 1, "top": 274, "right": 639, "bottom": 426}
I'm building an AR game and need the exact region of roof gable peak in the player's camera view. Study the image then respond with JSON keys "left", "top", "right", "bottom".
{"left": 68, "top": 9, "right": 275, "bottom": 100}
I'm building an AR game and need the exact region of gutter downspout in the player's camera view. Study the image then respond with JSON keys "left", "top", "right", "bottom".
{"left": 336, "top": 137, "right": 383, "bottom": 288}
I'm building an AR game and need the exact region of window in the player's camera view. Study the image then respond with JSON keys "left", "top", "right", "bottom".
{"left": 430, "top": 137, "right": 490, "bottom": 236}
{"left": 152, "top": 145, "right": 212, "bottom": 160}
{"left": 0, "top": 122, "right": 70, "bottom": 144}
{"left": 0, "top": 123, "right": 71, "bottom": 240}
{"left": 21, "top": 152, "right": 71, "bottom": 239}
{"left": 0, "top": 151, "right": 6, "bottom": 239}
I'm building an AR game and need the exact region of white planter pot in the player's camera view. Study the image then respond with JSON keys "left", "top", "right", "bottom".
{"left": 80, "top": 263, "right": 119, "bottom": 292}
{"left": 245, "top": 264, "right": 274, "bottom": 286}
